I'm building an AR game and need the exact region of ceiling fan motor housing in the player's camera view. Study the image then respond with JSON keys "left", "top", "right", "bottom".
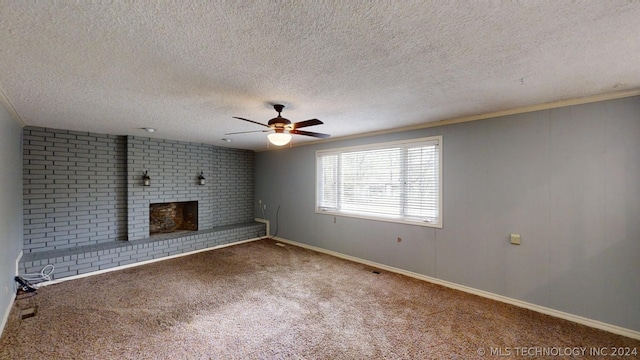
{"left": 268, "top": 104, "right": 292, "bottom": 130}
{"left": 268, "top": 117, "right": 292, "bottom": 128}
{"left": 228, "top": 102, "right": 329, "bottom": 140}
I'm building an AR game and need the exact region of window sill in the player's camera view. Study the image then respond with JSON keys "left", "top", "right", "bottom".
{"left": 316, "top": 209, "right": 442, "bottom": 228}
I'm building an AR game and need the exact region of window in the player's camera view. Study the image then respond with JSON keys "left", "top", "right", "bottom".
{"left": 316, "top": 136, "right": 442, "bottom": 228}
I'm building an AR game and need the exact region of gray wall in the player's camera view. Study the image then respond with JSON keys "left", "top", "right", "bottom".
{"left": 126, "top": 136, "right": 255, "bottom": 240}
{"left": 0, "top": 104, "right": 23, "bottom": 326}
{"left": 22, "top": 127, "right": 127, "bottom": 252}
{"left": 255, "top": 96, "right": 640, "bottom": 332}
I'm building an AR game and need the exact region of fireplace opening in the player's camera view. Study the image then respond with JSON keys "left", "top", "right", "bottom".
{"left": 149, "top": 201, "right": 198, "bottom": 235}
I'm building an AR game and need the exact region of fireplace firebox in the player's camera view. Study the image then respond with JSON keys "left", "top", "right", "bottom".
{"left": 149, "top": 201, "right": 198, "bottom": 235}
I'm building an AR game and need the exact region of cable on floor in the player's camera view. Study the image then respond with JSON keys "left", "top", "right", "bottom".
{"left": 19, "top": 264, "right": 55, "bottom": 288}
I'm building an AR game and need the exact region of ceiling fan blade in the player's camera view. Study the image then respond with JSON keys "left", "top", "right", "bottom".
{"left": 225, "top": 130, "right": 271, "bottom": 135}
{"left": 292, "top": 119, "right": 323, "bottom": 129}
{"left": 290, "top": 129, "right": 331, "bottom": 138}
{"left": 232, "top": 117, "right": 271, "bottom": 128}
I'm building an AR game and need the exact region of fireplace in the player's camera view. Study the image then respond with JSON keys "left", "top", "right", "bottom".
{"left": 149, "top": 201, "right": 198, "bottom": 235}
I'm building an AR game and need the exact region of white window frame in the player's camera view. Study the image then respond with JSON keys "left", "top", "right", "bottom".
{"left": 315, "top": 135, "right": 442, "bottom": 228}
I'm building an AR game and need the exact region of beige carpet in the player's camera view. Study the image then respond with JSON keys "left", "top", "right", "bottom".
{"left": 1, "top": 239, "right": 638, "bottom": 359}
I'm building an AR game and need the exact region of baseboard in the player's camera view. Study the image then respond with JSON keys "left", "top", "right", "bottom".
{"left": 254, "top": 218, "right": 270, "bottom": 238}
{"left": 272, "top": 236, "right": 640, "bottom": 340}
{"left": 15, "top": 250, "right": 22, "bottom": 276}
{"left": 1, "top": 251, "right": 22, "bottom": 339}
{"left": 37, "top": 236, "right": 266, "bottom": 287}
{"left": 0, "top": 294, "right": 15, "bottom": 341}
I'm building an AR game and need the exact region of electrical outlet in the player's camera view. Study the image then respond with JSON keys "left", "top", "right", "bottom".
{"left": 510, "top": 234, "right": 521, "bottom": 245}
{"left": 263, "top": 204, "right": 267, "bottom": 210}
{"left": 4, "top": 286, "right": 8, "bottom": 295}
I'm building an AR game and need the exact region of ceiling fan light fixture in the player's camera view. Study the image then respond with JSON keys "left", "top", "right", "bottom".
{"left": 267, "top": 132, "right": 292, "bottom": 146}
{"left": 229, "top": 104, "right": 329, "bottom": 146}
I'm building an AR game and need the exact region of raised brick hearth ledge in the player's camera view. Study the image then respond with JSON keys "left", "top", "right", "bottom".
{"left": 20, "top": 222, "right": 266, "bottom": 281}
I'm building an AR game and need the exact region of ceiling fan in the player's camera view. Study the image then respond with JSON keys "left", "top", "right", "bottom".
{"left": 227, "top": 104, "right": 330, "bottom": 146}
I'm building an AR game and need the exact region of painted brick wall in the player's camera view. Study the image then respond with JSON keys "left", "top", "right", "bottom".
{"left": 23, "top": 128, "right": 256, "bottom": 252}
{"left": 126, "top": 136, "right": 254, "bottom": 240}
{"left": 22, "top": 127, "right": 127, "bottom": 253}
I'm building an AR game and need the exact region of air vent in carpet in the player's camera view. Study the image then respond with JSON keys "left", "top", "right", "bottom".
{"left": 363, "top": 266, "right": 382, "bottom": 274}
{"left": 19, "top": 307, "right": 37, "bottom": 320}
{"left": 275, "top": 243, "right": 286, "bottom": 247}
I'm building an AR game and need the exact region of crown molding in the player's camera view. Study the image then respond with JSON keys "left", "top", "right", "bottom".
{"left": 258, "top": 88, "right": 640, "bottom": 152}
{"left": 0, "top": 84, "right": 26, "bottom": 127}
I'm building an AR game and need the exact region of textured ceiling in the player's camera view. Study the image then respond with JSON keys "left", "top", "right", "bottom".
{"left": 1, "top": 1, "right": 640, "bottom": 150}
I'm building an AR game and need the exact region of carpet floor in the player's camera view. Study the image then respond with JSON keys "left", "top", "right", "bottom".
{"left": 1, "top": 239, "right": 638, "bottom": 359}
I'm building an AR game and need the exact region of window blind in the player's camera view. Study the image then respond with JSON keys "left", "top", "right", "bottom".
{"left": 316, "top": 136, "right": 441, "bottom": 227}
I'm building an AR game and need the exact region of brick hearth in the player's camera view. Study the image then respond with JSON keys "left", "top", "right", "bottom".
{"left": 21, "top": 127, "right": 264, "bottom": 281}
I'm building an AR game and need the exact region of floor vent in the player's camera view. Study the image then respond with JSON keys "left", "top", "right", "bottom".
{"left": 19, "top": 307, "right": 37, "bottom": 320}
{"left": 275, "top": 243, "right": 286, "bottom": 247}
{"left": 363, "top": 266, "right": 382, "bottom": 274}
